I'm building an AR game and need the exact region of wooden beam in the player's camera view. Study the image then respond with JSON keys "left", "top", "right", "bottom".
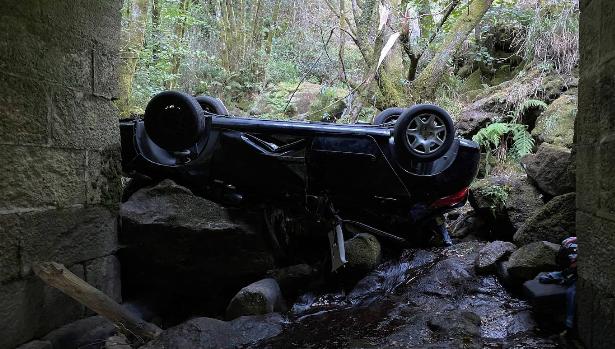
{"left": 33, "top": 261, "right": 162, "bottom": 340}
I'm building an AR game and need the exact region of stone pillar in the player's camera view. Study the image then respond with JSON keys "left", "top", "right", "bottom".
{"left": 576, "top": 0, "right": 615, "bottom": 347}
{"left": 0, "top": 1, "right": 123, "bottom": 348}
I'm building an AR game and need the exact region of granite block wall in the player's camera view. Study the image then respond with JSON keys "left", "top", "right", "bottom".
{"left": 0, "top": 1, "right": 123, "bottom": 348}
{"left": 577, "top": 0, "right": 615, "bottom": 347}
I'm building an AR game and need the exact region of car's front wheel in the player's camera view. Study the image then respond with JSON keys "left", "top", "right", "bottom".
{"left": 393, "top": 104, "right": 454, "bottom": 161}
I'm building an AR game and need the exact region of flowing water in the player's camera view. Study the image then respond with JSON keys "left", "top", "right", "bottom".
{"left": 257, "top": 242, "right": 569, "bottom": 348}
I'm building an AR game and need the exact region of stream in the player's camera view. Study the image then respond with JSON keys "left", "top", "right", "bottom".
{"left": 257, "top": 241, "right": 566, "bottom": 348}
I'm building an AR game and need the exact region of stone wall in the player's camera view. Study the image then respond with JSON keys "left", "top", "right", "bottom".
{"left": 0, "top": 1, "right": 122, "bottom": 348}
{"left": 576, "top": 0, "right": 615, "bottom": 348}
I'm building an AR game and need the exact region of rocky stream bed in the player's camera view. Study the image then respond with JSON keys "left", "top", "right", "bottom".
{"left": 141, "top": 242, "right": 568, "bottom": 349}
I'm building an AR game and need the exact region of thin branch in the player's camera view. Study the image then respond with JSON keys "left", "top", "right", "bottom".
{"left": 323, "top": 0, "right": 358, "bottom": 37}
{"left": 283, "top": 28, "right": 336, "bottom": 112}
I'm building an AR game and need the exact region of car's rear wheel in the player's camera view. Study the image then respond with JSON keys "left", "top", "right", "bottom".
{"left": 144, "top": 91, "right": 206, "bottom": 151}
{"left": 195, "top": 95, "right": 229, "bottom": 115}
{"left": 373, "top": 107, "right": 406, "bottom": 125}
{"left": 393, "top": 104, "right": 454, "bottom": 161}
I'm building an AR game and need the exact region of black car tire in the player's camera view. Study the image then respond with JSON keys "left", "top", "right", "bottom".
{"left": 144, "top": 90, "right": 205, "bottom": 151}
{"left": 373, "top": 107, "right": 406, "bottom": 125}
{"left": 196, "top": 95, "right": 229, "bottom": 115}
{"left": 393, "top": 104, "right": 454, "bottom": 161}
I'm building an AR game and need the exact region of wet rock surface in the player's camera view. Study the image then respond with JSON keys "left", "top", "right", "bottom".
{"left": 142, "top": 314, "right": 285, "bottom": 349}
{"left": 254, "top": 241, "right": 564, "bottom": 348}
{"left": 476, "top": 240, "right": 517, "bottom": 274}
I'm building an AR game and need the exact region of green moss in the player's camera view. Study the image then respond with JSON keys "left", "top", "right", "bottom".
{"left": 461, "top": 70, "right": 484, "bottom": 93}
{"left": 307, "top": 86, "right": 347, "bottom": 121}
{"left": 531, "top": 92, "right": 576, "bottom": 147}
{"left": 490, "top": 65, "right": 513, "bottom": 86}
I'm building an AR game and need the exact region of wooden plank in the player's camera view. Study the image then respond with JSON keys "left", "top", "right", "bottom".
{"left": 33, "top": 261, "right": 162, "bottom": 340}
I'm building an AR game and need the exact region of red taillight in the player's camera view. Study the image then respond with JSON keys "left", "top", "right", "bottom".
{"left": 430, "top": 187, "right": 469, "bottom": 209}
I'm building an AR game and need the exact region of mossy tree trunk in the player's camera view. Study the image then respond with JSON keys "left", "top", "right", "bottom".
{"left": 117, "top": 0, "right": 149, "bottom": 116}
{"left": 166, "top": 0, "right": 190, "bottom": 89}
{"left": 410, "top": 0, "right": 493, "bottom": 102}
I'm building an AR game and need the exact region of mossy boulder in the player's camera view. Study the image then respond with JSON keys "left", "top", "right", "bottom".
{"left": 307, "top": 86, "right": 348, "bottom": 122}
{"left": 469, "top": 179, "right": 514, "bottom": 240}
{"left": 531, "top": 91, "right": 577, "bottom": 148}
{"left": 225, "top": 278, "right": 286, "bottom": 320}
{"left": 504, "top": 176, "right": 545, "bottom": 231}
{"left": 344, "top": 233, "right": 382, "bottom": 274}
{"left": 521, "top": 143, "right": 575, "bottom": 196}
{"left": 250, "top": 82, "right": 333, "bottom": 119}
{"left": 490, "top": 65, "right": 513, "bottom": 86}
{"left": 506, "top": 241, "right": 560, "bottom": 281}
{"left": 513, "top": 193, "right": 576, "bottom": 246}
{"left": 461, "top": 70, "right": 484, "bottom": 93}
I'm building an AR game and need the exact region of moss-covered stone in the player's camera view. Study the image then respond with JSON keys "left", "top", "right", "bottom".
{"left": 513, "top": 193, "right": 576, "bottom": 246}
{"left": 532, "top": 91, "right": 577, "bottom": 148}
{"left": 506, "top": 241, "right": 560, "bottom": 281}
{"left": 344, "top": 233, "right": 382, "bottom": 274}
{"left": 307, "top": 86, "right": 348, "bottom": 121}
{"left": 490, "top": 65, "right": 513, "bottom": 86}
{"left": 461, "top": 70, "right": 484, "bottom": 93}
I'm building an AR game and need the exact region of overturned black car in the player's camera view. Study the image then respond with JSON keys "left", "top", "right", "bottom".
{"left": 120, "top": 91, "right": 480, "bottom": 269}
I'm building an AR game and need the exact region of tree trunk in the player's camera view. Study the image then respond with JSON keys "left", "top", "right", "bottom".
{"left": 117, "top": 0, "right": 149, "bottom": 116}
{"left": 410, "top": 0, "right": 493, "bottom": 102}
{"left": 151, "top": 0, "right": 161, "bottom": 61}
{"left": 264, "top": 0, "right": 282, "bottom": 55}
{"left": 166, "top": 0, "right": 190, "bottom": 89}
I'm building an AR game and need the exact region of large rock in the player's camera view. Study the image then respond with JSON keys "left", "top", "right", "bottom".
{"left": 119, "top": 179, "right": 275, "bottom": 318}
{"left": 142, "top": 314, "right": 285, "bottom": 349}
{"left": 513, "top": 193, "right": 576, "bottom": 246}
{"left": 504, "top": 176, "right": 545, "bottom": 231}
{"left": 475, "top": 241, "right": 517, "bottom": 274}
{"left": 532, "top": 91, "right": 577, "bottom": 148}
{"left": 16, "top": 341, "right": 52, "bottom": 349}
{"left": 456, "top": 110, "right": 498, "bottom": 138}
{"left": 43, "top": 316, "right": 116, "bottom": 349}
{"left": 469, "top": 179, "right": 514, "bottom": 240}
{"left": 521, "top": 143, "right": 575, "bottom": 196}
{"left": 506, "top": 241, "right": 560, "bottom": 281}
{"left": 225, "top": 278, "right": 286, "bottom": 320}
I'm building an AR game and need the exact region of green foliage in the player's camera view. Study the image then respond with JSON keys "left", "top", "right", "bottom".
{"left": 511, "top": 98, "right": 548, "bottom": 121}
{"left": 473, "top": 122, "right": 534, "bottom": 174}
{"left": 472, "top": 181, "right": 511, "bottom": 213}
{"left": 308, "top": 86, "right": 347, "bottom": 122}
{"left": 515, "top": 1, "right": 579, "bottom": 74}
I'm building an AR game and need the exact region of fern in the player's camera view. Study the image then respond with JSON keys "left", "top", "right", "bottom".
{"left": 513, "top": 99, "right": 547, "bottom": 122}
{"left": 473, "top": 122, "right": 535, "bottom": 173}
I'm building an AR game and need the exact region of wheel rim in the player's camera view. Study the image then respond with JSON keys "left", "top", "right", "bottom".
{"left": 406, "top": 113, "right": 447, "bottom": 155}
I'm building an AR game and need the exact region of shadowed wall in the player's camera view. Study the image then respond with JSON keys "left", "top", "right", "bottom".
{"left": 576, "top": 0, "right": 615, "bottom": 347}
{"left": 0, "top": 1, "right": 123, "bottom": 348}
